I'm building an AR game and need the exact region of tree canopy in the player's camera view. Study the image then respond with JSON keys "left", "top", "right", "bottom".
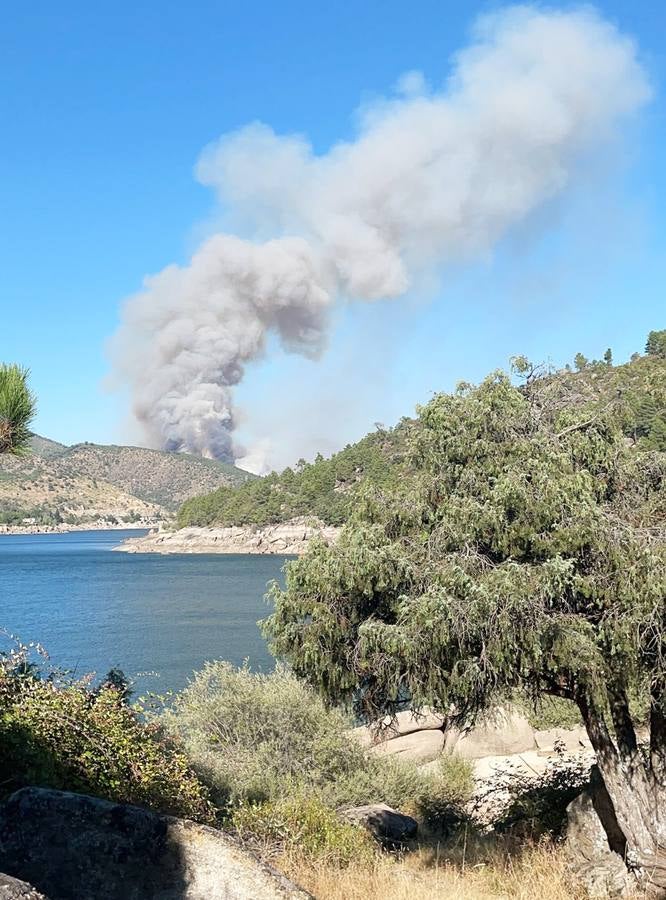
{"left": 177, "top": 425, "right": 411, "bottom": 528}
{"left": 266, "top": 364, "right": 666, "bottom": 888}
{"left": 0, "top": 364, "right": 35, "bottom": 455}
{"left": 646, "top": 329, "right": 666, "bottom": 359}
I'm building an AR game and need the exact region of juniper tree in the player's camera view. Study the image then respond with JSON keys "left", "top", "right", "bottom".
{"left": 0, "top": 365, "right": 35, "bottom": 455}
{"left": 266, "top": 370, "right": 666, "bottom": 891}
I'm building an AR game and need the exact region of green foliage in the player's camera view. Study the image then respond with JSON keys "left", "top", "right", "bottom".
{"left": 177, "top": 425, "right": 411, "bottom": 528}
{"left": 646, "top": 329, "right": 666, "bottom": 359}
{"left": 0, "top": 364, "right": 36, "bottom": 455}
{"left": 264, "top": 361, "right": 666, "bottom": 734}
{"left": 231, "top": 795, "right": 375, "bottom": 865}
{"left": 514, "top": 695, "right": 582, "bottom": 731}
{"left": 162, "top": 662, "right": 472, "bottom": 827}
{"left": 573, "top": 352, "right": 588, "bottom": 371}
{"left": 0, "top": 670, "right": 215, "bottom": 824}
{"left": 94, "top": 667, "right": 132, "bottom": 704}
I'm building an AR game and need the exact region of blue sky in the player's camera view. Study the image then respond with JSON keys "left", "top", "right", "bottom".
{"left": 1, "top": 1, "right": 665, "bottom": 465}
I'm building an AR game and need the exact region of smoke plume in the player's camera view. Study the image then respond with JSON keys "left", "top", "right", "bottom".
{"left": 110, "top": 6, "right": 650, "bottom": 464}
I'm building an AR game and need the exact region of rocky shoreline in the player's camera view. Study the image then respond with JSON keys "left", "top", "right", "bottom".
{"left": 0, "top": 520, "right": 162, "bottom": 536}
{"left": 114, "top": 517, "right": 340, "bottom": 555}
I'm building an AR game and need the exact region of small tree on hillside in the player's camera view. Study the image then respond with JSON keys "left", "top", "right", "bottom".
{"left": 573, "top": 352, "right": 588, "bottom": 371}
{"left": 0, "top": 365, "right": 36, "bottom": 455}
{"left": 604, "top": 347, "right": 613, "bottom": 365}
{"left": 266, "top": 370, "right": 666, "bottom": 890}
{"left": 646, "top": 330, "right": 666, "bottom": 359}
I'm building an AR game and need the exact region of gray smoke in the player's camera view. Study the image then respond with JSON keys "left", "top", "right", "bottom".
{"left": 110, "top": 5, "right": 650, "bottom": 464}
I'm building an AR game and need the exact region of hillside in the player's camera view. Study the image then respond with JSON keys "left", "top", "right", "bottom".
{"left": 0, "top": 437, "right": 254, "bottom": 527}
{"left": 177, "top": 422, "right": 413, "bottom": 528}
{"left": 177, "top": 334, "right": 666, "bottom": 530}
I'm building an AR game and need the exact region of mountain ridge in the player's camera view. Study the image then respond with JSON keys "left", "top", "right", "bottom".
{"left": 0, "top": 435, "right": 254, "bottom": 527}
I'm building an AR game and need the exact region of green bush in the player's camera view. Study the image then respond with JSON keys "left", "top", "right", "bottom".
{"left": 163, "top": 662, "right": 472, "bottom": 829}
{"left": 231, "top": 795, "right": 375, "bottom": 865}
{"left": 514, "top": 694, "right": 582, "bottom": 731}
{"left": 0, "top": 670, "right": 215, "bottom": 824}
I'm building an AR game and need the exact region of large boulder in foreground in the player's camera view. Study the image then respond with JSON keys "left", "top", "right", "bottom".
{"left": 0, "top": 788, "right": 310, "bottom": 900}
{"left": 339, "top": 804, "right": 418, "bottom": 846}
{"left": 564, "top": 768, "right": 632, "bottom": 898}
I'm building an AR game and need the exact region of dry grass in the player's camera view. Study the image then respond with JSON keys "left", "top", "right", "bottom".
{"left": 278, "top": 839, "right": 589, "bottom": 900}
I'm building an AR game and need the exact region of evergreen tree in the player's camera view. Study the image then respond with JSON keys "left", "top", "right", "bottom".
{"left": 604, "top": 348, "right": 613, "bottom": 365}
{"left": 573, "top": 352, "right": 588, "bottom": 371}
{"left": 635, "top": 395, "right": 658, "bottom": 439}
{"left": 266, "top": 370, "right": 666, "bottom": 890}
{"left": 646, "top": 330, "right": 666, "bottom": 359}
{"left": 648, "top": 416, "right": 666, "bottom": 452}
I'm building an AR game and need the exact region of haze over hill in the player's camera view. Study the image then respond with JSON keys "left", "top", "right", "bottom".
{"left": 176, "top": 337, "right": 666, "bottom": 532}
{"left": 0, "top": 436, "right": 253, "bottom": 528}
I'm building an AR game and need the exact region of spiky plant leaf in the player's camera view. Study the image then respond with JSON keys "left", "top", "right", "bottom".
{"left": 0, "top": 364, "right": 36, "bottom": 455}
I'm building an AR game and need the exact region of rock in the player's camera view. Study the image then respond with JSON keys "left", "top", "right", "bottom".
{"left": 0, "top": 788, "right": 310, "bottom": 900}
{"left": 445, "top": 708, "right": 536, "bottom": 759}
{"left": 471, "top": 750, "right": 552, "bottom": 782}
{"left": 340, "top": 804, "right": 418, "bottom": 846}
{"left": 564, "top": 768, "right": 632, "bottom": 898}
{"left": 534, "top": 725, "right": 591, "bottom": 753}
{"left": 369, "top": 728, "right": 446, "bottom": 762}
{"left": 0, "top": 875, "right": 49, "bottom": 899}
{"left": 116, "top": 518, "right": 340, "bottom": 556}
{"left": 351, "top": 707, "right": 446, "bottom": 748}
{"left": 379, "top": 707, "right": 446, "bottom": 738}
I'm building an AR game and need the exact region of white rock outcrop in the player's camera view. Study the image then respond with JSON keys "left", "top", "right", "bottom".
{"left": 369, "top": 729, "right": 446, "bottom": 763}
{"left": 115, "top": 518, "right": 340, "bottom": 555}
{"left": 443, "top": 709, "right": 536, "bottom": 759}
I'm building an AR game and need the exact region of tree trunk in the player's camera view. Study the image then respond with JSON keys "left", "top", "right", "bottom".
{"left": 650, "top": 687, "right": 666, "bottom": 784}
{"left": 578, "top": 693, "right": 666, "bottom": 894}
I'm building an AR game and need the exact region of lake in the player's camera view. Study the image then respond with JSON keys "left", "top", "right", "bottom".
{"left": 0, "top": 529, "right": 291, "bottom": 695}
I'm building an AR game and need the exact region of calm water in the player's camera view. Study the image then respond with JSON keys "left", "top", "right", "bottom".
{"left": 0, "top": 530, "right": 291, "bottom": 695}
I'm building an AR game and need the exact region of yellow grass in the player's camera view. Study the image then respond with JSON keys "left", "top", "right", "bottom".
{"left": 278, "top": 841, "right": 592, "bottom": 900}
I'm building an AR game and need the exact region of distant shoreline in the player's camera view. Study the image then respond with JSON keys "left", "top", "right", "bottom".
{"left": 0, "top": 522, "right": 161, "bottom": 536}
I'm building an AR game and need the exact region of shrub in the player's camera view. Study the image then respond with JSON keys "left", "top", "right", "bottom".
{"left": 0, "top": 669, "right": 215, "bottom": 824}
{"left": 231, "top": 795, "right": 375, "bottom": 865}
{"left": 514, "top": 694, "right": 582, "bottom": 731}
{"left": 163, "top": 662, "right": 472, "bottom": 829}
{"left": 162, "top": 662, "right": 367, "bottom": 808}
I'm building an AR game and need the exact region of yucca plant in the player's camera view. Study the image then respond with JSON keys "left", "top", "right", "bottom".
{"left": 0, "top": 364, "right": 36, "bottom": 455}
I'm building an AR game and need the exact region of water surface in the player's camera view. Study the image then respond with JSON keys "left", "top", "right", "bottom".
{"left": 0, "top": 530, "right": 290, "bottom": 695}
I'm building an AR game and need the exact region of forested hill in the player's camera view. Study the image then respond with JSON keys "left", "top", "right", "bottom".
{"left": 177, "top": 423, "right": 413, "bottom": 528}
{"left": 177, "top": 331, "right": 666, "bottom": 530}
